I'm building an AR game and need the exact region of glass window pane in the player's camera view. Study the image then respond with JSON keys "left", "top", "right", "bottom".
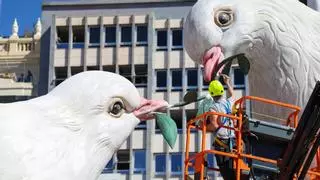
{"left": 121, "top": 26, "right": 132, "bottom": 43}
{"left": 55, "top": 67, "right": 67, "bottom": 86}
{"left": 157, "top": 71, "right": 167, "bottom": 87}
{"left": 117, "top": 150, "right": 130, "bottom": 171}
{"left": 207, "top": 153, "right": 215, "bottom": 167}
{"left": 106, "top": 158, "right": 114, "bottom": 169}
{"left": 71, "top": 66, "right": 83, "bottom": 76}
{"left": 89, "top": 27, "right": 100, "bottom": 44}
{"left": 172, "top": 29, "right": 182, "bottom": 46}
{"left": 137, "top": 26, "right": 148, "bottom": 43}
{"left": 103, "top": 65, "right": 115, "bottom": 73}
{"left": 170, "top": 110, "right": 183, "bottom": 130}
{"left": 155, "top": 154, "right": 166, "bottom": 172}
{"left": 72, "top": 26, "right": 84, "bottom": 43}
{"left": 171, "top": 153, "right": 182, "bottom": 172}
{"left": 105, "top": 26, "right": 116, "bottom": 44}
{"left": 102, "top": 157, "right": 114, "bottom": 173}
{"left": 188, "top": 152, "right": 196, "bottom": 172}
{"left": 187, "top": 69, "right": 198, "bottom": 86}
{"left": 234, "top": 68, "right": 245, "bottom": 86}
{"left": 203, "top": 78, "right": 210, "bottom": 86}
{"left": 172, "top": 70, "right": 182, "bottom": 87}
{"left": 134, "top": 151, "right": 146, "bottom": 171}
{"left": 57, "top": 26, "right": 68, "bottom": 43}
{"left": 157, "top": 30, "right": 167, "bottom": 47}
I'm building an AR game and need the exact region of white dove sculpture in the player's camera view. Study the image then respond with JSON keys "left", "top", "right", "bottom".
{"left": 183, "top": 0, "right": 320, "bottom": 119}
{"left": 0, "top": 71, "right": 168, "bottom": 180}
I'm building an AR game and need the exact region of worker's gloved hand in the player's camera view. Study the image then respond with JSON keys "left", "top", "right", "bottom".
{"left": 221, "top": 74, "right": 231, "bottom": 85}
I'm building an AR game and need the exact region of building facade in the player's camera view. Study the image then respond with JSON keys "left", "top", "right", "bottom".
{"left": 0, "top": 18, "right": 41, "bottom": 103}
{"left": 40, "top": 0, "right": 247, "bottom": 179}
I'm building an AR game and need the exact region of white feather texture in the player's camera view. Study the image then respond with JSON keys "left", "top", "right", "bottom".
{"left": 184, "top": 0, "right": 320, "bottom": 120}
{"left": 0, "top": 71, "right": 145, "bottom": 180}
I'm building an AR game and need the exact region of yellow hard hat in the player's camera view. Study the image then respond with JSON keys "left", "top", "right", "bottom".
{"left": 208, "top": 80, "right": 224, "bottom": 97}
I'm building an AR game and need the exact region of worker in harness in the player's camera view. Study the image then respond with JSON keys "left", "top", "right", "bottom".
{"left": 206, "top": 75, "right": 236, "bottom": 180}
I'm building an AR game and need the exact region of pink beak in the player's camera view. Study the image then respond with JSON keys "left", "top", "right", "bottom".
{"left": 203, "top": 46, "right": 224, "bottom": 82}
{"left": 133, "top": 97, "right": 169, "bottom": 121}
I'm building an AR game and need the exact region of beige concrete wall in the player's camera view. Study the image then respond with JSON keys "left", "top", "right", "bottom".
{"left": 0, "top": 36, "right": 40, "bottom": 96}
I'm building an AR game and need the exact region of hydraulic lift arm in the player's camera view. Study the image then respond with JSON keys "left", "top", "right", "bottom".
{"left": 278, "top": 81, "right": 320, "bottom": 179}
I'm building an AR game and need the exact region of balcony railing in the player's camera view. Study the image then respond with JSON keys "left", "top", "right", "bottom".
{"left": 0, "top": 37, "right": 40, "bottom": 56}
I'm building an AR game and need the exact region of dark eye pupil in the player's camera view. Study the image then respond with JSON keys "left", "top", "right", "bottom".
{"left": 219, "top": 13, "right": 230, "bottom": 25}
{"left": 111, "top": 102, "right": 123, "bottom": 115}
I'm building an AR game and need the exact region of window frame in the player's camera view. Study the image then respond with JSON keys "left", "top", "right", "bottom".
{"left": 89, "top": 26, "right": 100, "bottom": 48}
{"left": 136, "top": 25, "right": 148, "bottom": 46}
{"left": 56, "top": 26, "right": 69, "bottom": 49}
{"left": 155, "top": 70, "right": 167, "bottom": 91}
{"left": 171, "top": 29, "right": 183, "bottom": 50}
{"left": 105, "top": 26, "right": 116, "bottom": 47}
{"left": 116, "top": 150, "right": 130, "bottom": 174}
{"left": 134, "top": 150, "right": 146, "bottom": 173}
{"left": 156, "top": 29, "right": 168, "bottom": 51}
{"left": 232, "top": 67, "right": 246, "bottom": 89}
{"left": 171, "top": 69, "right": 183, "bottom": 90}
{"left": 186, "top": 68, "right": 198, "bottom": 90}
{"left": 154, "top": 153, "right": 166, "bottom": 175}
{"left": 171, "top": 153, "right": 183, "bottom": 175}
{"left": 102, "top": 157, "right": 115, "bottom": 173}
{"left": 120, "top": 26, "right": 132, "bottom": 46}
{"left": 72, "top": 25, "right": 85, "bottom": 49}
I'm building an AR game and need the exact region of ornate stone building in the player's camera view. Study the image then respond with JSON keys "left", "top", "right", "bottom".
{"left": 0, "top": 18, "right": 41, "bottom": 102}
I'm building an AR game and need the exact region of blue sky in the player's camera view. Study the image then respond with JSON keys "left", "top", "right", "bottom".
{"left": 0, "top": 0, "right": 42, "bottom": 36}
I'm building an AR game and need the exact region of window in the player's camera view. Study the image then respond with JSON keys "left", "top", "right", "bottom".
{"left": 155, "top": 154, "right": 166, "bottom": 174}
{"left": 157, "top": 30, "right": 167, "bottom": 50}
{"left": 121, "top": 26, "right": 132, "bottom": 46}
{"left": 206, "top": 153, "right": 215, "bottom": 168}
{"left": 186, "top": 110, "right": 197, "bottom": 122}
{"left": 187, "top": 152, "right": 196, "bottom": 173}
{"left": 105, "top": 26, "right": 116, "bottom": 46}
{"left": 233, "top": 68, "right": 245, "bottom": 88}
{"left": 71, "top": 66, "right": 83, "bottom": 76}
{"left": 137, "top": 25, "right": 148, "bottom": 45}
{"left": 136, "top": 121, "right": 146, "bottom": 129}
{"left": 102, "top": 156, "right": 115, "bottom": 173}
{"left": 172, "top": 29, "right": 183, "bottom": 50}
{"left": 187, "top": 69, "right": 198, "bottom": 88}
{"left": 117, "top": 150, "right": 130, "bottom": 172}
{"left": 54, "top": 67, "right": 67, "bottom": 86}
{"left": 172, "top": 70, "right": 182, "bottom": 89}
{"left": 171, "top": 153, "right": 182, "bottom": 174}
{"left": 134, "top": 64, "right": 148, "bottom": 87}
{"left": 87, "top": 66, "right": 100, "bottom": 71}
{"left": 203, "top": 78, "right": 210, "bottom": 89}
{"left": 156, "top": 70, "right": 167, "bottom": 88}
{"left": 72, "top": 26, "right": 85, "bottom": 48}
{"left": 56, "top": 26, "right": 68, "bottom": 49}
{"left": 103, "top": 65, "right": 115, "bottom": 73}
{"left": 119, "top": 65, "right": 132, "bottom": 82}
{"left": 134, "top": 150, "right": 146, "bottom": 173}
{"left": 89, "top": 27, "right": 100, "bottom": 47}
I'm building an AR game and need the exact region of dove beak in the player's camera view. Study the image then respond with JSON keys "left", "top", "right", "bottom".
{"left": 133, "top": 97, "right": 169, "bottom": 121}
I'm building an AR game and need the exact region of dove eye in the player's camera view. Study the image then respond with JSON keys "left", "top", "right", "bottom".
{"left": 108, "top": 98, "right": 125, "bottom": 118}
{"left": 214, "top": 8, "right": 234, "bottom": 28}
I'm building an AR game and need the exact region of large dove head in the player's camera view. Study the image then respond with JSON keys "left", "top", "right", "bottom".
{"left": 184, "top": 0, "right": 255, "bottom": 82}
{"left": 184, "top": 0, "right": 319, "bottom": 82}
{"left": 183, "top": 0, "right": 320, "bottom": 111}
{"left": 43, "top": 71, "right": 168, "bottom": 177}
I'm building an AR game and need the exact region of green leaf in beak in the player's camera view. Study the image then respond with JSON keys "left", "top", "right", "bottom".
{"left": 155, "top": 112, "right": 178, "bottom": 149}
{"left": 238, "top": 55, "right": 250, "bottom": 75}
